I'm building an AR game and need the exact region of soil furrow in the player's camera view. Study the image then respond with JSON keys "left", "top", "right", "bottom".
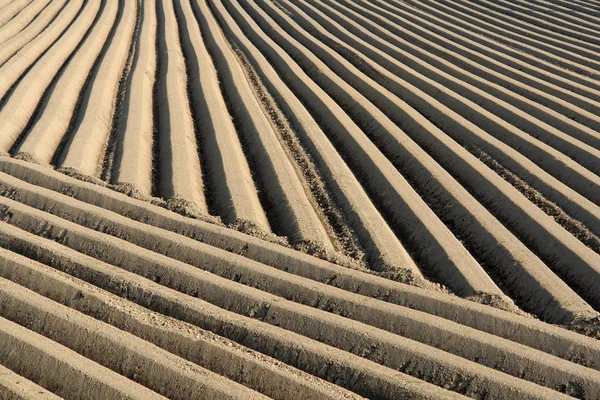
{"left": 206, "top": 0, "right": 415, "bottom": 269}
{"left": 0, "top": 248, "right": 364, "bottom": 400}
{"left": 390, "top": 0, "right": 600, "bottom": 89}
{"left": 438, "top": 0, "right": 600, "bottom": 53}
{"left": 0, "top": 195, "right": 580, "bottom": 399}
{"left": 466, "top": 0, "right": 600, "bottom": 43}
{"left": 374, "top": 0, "right": 600, "bottom": 101}
{"left": 356, "top": 0, "right": 600, "bottom": 123}
{"left": 247, "top": 0, "right": 600, "bottom": 311}
{"left": 0, "top": 0, "right": 51, "bottom": 45}
{"left": 0, "top": 363, "right": 61, "bottom": 400}
{"left": 407, "top": 0, "right": 600, "bottom": 76}
{"left": 0, "top": 0, "right": 83, "bottom": 97}
{"left": 154, "top": 0, "right": 207, "bottom": 213}
{"left": 2, "top": 157, "right": 600, "bottom": 368}
{"left": 210, "top": 0, "right": 505, "bottom": 291}
{"left": 110, "top": 0, "right": 155, "bottom": 196}
{"left": 283, "top": 0, "right": 600, "bottom": 242}
{"left": 13, "top": 0, "right": 118, "bottom": 165}
{"left": 224, "top": 0, "right": 596, "bottom": 322}
{"left": 0, "top": 0, "right": 33, "bottom": 28}
{"left": 1, "top": 0, "right": 599, "bottom": 396}
{"left": 0, "top": 0, "right": 99, "bottom": 154}
{"left": 194, "top": 0, "right": 332, "bottom": 247}
{"left": 481, "top": 0, "right": 600, "bottom": 32}
{"left": 331, "top": 0, "right": 600, "bottom": 162}
{"left": 0, "top": 316, "right": 165, "bottom": 399}
{"left": 99, "top": 0, "right": 141, "bottom": 184}
{"left": 0, "top": 224, "right": 464, "bottom": 399}
{"left": 315, "top": 0, "right": 600, "bottom": 191}
{"left": 173, "top": 0, "right": 269, "bottom": 230}
{"left": 227, "top": 41, "right": 362, "bottom": 261}
{"left": 2, "top": 212, "right": 600, "bottom": 397}
{"left": 0, "top": 277, "right": 262, "bottom": 400}
{"left": 0, "top": 0, "right": 66, "bottom": 66}
{"left": 0, "top": 1, "right": 15, "bottom": 10}
{"left": 58, "top": 0, "right": 136, "bottom": 177}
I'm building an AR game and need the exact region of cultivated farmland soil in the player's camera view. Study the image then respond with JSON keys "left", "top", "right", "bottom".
{"left": 0, "top": 0, "right": 600, "bottom": 398}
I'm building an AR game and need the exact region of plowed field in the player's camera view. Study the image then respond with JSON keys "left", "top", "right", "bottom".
{"left": 1, "top": 0, "right": 599, "bottom": 398}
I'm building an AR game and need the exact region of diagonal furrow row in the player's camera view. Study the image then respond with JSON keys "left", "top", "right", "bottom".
{"left": 279, "top": 0, "right": 600, "bottom": 241}
{"left": 0, "top": 0, "right": 52, "bottom": 46}
{"left": 0, "top": 0, "right": 98, "bottom": 150}
{"left": 0, "top": 0, "right": 66, "bottom": 66}
{"left": 0, "top": 158, "right": 598, "bottom": 398}
{"left": 57, "top": 0, "right": 136, "bottom": 178}
{"left": 221, "top": 0, "right": 600, "bottom": 320}
{"left": 0, "top": 0, "right": 33, "bottom": 28}
{"left": 386, "top": 0, "right": 600, "bottom": 89}
{"left": 13, "top": 0, "right": 119, "bottom": 164}
{"left": 1, "top": 0, "right": 600, "bottom": 397}
{"left": 328, "top": 0, "right": 600, "bottom": 160}
{"left": 406, "top": 0, "right": 600, "bottom": 75}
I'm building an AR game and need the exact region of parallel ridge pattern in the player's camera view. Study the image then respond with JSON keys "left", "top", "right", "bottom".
{"left": 2, "top": 158, "right": 600, "bottom": 399}
{"left": 0, "top": 0, "right": 600, "bottom": 395}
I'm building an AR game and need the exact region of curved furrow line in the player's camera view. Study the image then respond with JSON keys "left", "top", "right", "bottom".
{"left": 0, "top": 0, "right": 51, "bottom": 45}
{"left": 225, "top": 0, "right": 600, "bottom": 321}
{"left": 358, "top": 0, "right": 600, "bottom": 118}
{"left": 98, "top": 0, "right": 141, "bottom": 185}
{"left": 502, "top": 0, "right": 600, "bottom": 27}
{"left": 392, "top": 0, "right": 600, "bottom": 88}
{"left": 191, "top": 0, "right": 332, "bottom": 247}
{"left": 0, "top": 316, "right": 165, "bottom": 400}
{"left": 408, "top": 0, "right": 600, "bottom": 74}
{"left": 0, "top": 363, "right": 61, "bottom": 400}
{"left": 13, "top": 0, "right": 119, "bottom": 165}
{"left": 8, "top": 233, "right": 597, "bottom": 400}
{"left": 0, "top": 277, "right": 262, "bottom": 400}
{"left": 491, "top": 0, "right": 600, "bottom": 33}
{"left": 0, "top": 0, "right": 15, "bottom": 10}
{"left": 0, "top": 213, "right": 464, "bottom": 399}
{"left": 153, "top": 0, "right": 206, "bottom": 213}
{"left": 527, "top": 0, "right": 600, "bottom": 15}
{"left": 3, "top": 157, "right": 600, "bottom": 372}
{"left": 0, "top": 0, "right": 82, "bottom": 98}
{"left": 110, "top": 0, "right": 155, "bottom": 197}
{"left": 0, "top": 249, "right": 361, "bottom": 400}
{"left": 444, "top": 0, "right": 600, "bottom": 52}
{"left": 190, "top": 1, "right": 425, "bottom": 275}
{"left": 173, "top": 0, "right": 269, "bottom": 230}
{"left": 0, "top": 0, "right": 100, "bottom": 153}
{"left": 378, "top": 0, "right": 600, "bottom": 102}
{"left": 206, "top": 0, "right": 504, "bottom": 290}
{"left": 0, "top": 0, "right": 599, "bottom": 396}
{"left": 210, "top": 0, "right": 580, "bottom": 318}
{"left": 350, "top": 0, "right": 600, "bottom": 130}
{"left": 552, "top": 0, "right": 600, "bottom": 13}
{"left": 317, "top": 0, "right": 600, "bottom": 179}
{"left": 334, "top": 0, "right": 600, "bottom": 154}
{"left": 2, "top": 179, "right": 600, "bottom": 397}
{"left": 0, "top": 197, "right": 577, "bottom": 400}
{"left": 249, "top": 2, "right": 516, "bottom": 288}
{"left": 0, "top": 0, "right": 32, "bottom": 28}
{"left": 0, "top": 0, "right": 66, "bottom": 66}
{"left": 283, "top": 0, "right": 600, "bottom": 239}
{"left": 226, "top": 42, "right": 365, "bottom": 260}
{"left": 247, "top": 0, "right": 600, "bottom": 313}
{"left": 467, "top": 0, "right": 600, "bottom": 42}
{"left": 58, "top": 0, "right": 136, "bottom": 178}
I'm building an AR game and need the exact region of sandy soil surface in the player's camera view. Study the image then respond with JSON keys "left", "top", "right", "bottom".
{"left": 0, "top": 0, "right": 599, "bottom": 398}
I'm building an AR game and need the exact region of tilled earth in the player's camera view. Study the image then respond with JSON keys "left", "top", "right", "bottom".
{"left": 1, "top": 0, "right": 600, "bottom": 398}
